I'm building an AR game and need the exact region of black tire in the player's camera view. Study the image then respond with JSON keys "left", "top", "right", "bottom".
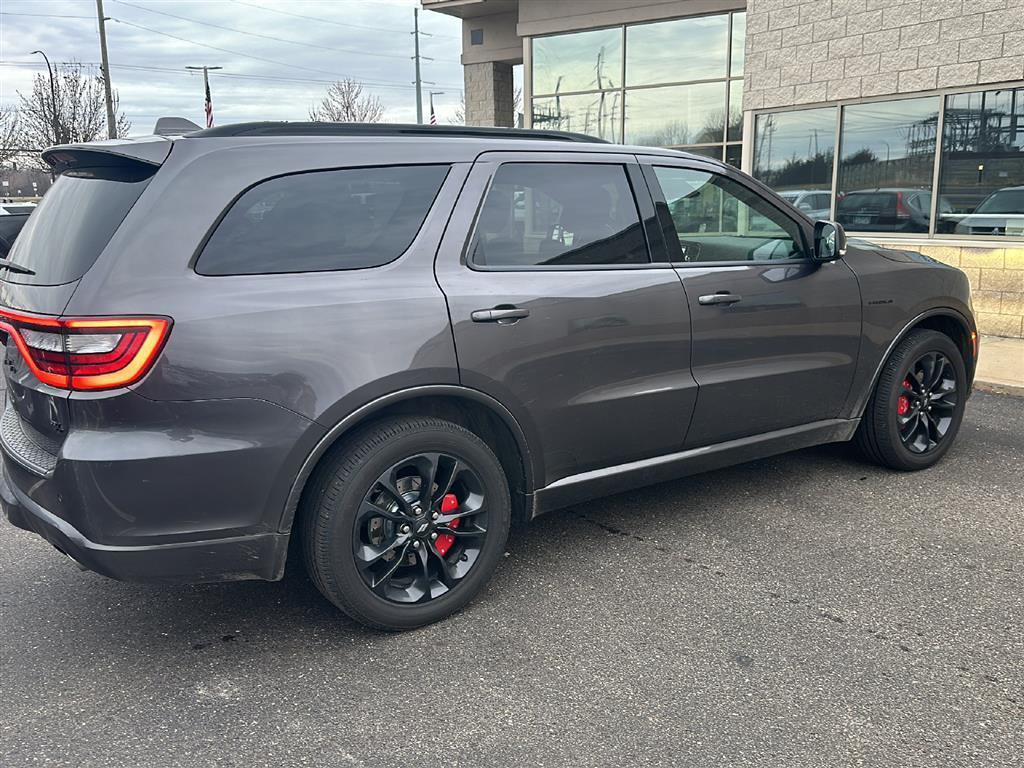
{"left": 301, "top": 416, "right": 511, "bottom": 631}
{"left": 855, "top": 329, "right": 967, "bottom": 471}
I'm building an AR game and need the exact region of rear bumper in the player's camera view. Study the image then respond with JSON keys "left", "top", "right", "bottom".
{"left": 1, "top": 466, "right": 289, "bottom": 583}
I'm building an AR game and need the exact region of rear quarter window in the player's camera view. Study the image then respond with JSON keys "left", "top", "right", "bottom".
{"left": 196, "top": 165, "right": 450, "bottom": 276}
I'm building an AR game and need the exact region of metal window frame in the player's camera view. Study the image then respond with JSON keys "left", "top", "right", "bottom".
{"left": 526, "top": 9, "right": 746, "bottom": 158}
{"left": 751, "top": 80, "right": 1024, "bottom": 243}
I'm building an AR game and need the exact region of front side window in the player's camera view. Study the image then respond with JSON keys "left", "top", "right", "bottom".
{"left": 471, "top": 163, "right": 648, "bottom": 268}
{"left": 653, "top": 166, "right": 807, "bottom": 263}
{"left": 196, "top": 165, "right": 449, "bottom": 276}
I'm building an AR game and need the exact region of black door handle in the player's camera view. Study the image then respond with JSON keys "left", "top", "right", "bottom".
{"left": 698, "top": 292, "right": 743, "bottom": 306}
{"left": 471, "top": 306, "right": 530, "bottom": 323}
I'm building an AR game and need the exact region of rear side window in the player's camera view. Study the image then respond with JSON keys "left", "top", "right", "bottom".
{"left": 197, "top": 165, "right": 449, "bottom": 276}
{"left": 471, "top": 163, "right": 649, "bottom": 268}
{"left": 5, "top": 169, "right": 152, "bottom": 286}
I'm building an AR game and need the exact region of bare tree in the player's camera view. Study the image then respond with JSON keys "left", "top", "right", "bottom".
{"left": 309, "top": 79, "right": 384, "bottom": 123}
{"left": 17, "top": 62, "right": 130, "bottom": 154}
{"left": 0, "top": 107, "right": 19, "bottom": 165}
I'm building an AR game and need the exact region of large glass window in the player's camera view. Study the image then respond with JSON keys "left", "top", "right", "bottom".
{"left": 753, "top": 107, "right": 837, "bottom": 213}
{"left": 530, "top": 11, "right": 744, "bottom": 162}
{"left": 626, "top": 15, "right": 728, "bottom": 86}
{"left": 752, "top": 89, "right": 1024, "bottom": 240}
{"left": 625, "top": 82, "right": 727, "bottom": 146}
{"left": 939, "top": 87, "right": 1024, "bottom": 237}
{"left": 653, "top": 166, "right": 807, "bottom": 263}
{"left": 532, "top": 92, "right": 621, "bottom": 142}
{"left": 471, "top": 163, "right": 648, "bottom": 268}
{"left": 197, "top": 165, "right": 449, "bottom": 275}
{"left": 836, "top": 97, "right": 940, "bottom": 234}
{"left": 532, "top": 27, "right": 622, "bottom": 96}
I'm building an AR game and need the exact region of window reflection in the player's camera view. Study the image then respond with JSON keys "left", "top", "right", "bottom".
{"left": 836, "top": 97, "right": 940, "bottom": 233}
{"left": 626, "top": 15, "right": 728, "bottom": 86}
{"left": 753, "top": 107, "right": 837, "bottom": 215}
{"left": 533, "top": 92, "right": 622, "bottom": 142}
{"left": 625, "top": 82, "right": 727, "bottom": 146}
{"left": 533, "top": 27, "right": 622, "bottom": 96}
{"left": 939, "top": 87, "right": 1024, "bottom": 237}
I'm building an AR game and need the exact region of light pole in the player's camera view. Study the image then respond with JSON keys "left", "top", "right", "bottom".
{"left": 30, "top": 50, "right": 60, "bottom": 144}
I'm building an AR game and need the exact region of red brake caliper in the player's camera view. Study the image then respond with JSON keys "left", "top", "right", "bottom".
{"left": 897, "top": 378, "right": 911, "bottom": 416}
{"left": 434, "top": 493, "right": 460, "bottom": 557}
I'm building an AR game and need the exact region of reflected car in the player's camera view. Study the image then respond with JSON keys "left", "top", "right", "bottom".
{"left": 777, "top": 189, "right": 831, "bottom": 219}
{"left": 948, "top": 186, "right": 1024, "bottom": 237}
{"left": 836, "top": 188, "right": 952, "bottom": 233}
{"left": 0, "top": 203, "right": 37, "bottom": 216}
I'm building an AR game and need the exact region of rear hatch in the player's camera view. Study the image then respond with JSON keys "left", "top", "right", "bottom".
{"left": 0, "top": 142, "right": 166, "bottom": 462}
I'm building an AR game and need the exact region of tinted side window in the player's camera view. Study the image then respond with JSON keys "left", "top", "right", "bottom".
{"left": 471, "top": 163, "right": 649, "bottom": 268}
{"left": 197, "top": 165, "right": 449, "bottom": 276}
{"left": 653, "top": 166, "right": 807, "bottom": 263}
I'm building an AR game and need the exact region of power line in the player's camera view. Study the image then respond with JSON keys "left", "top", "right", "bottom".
{"left": 228, "top": 0, "right": 458, "bottom": 40}
{"left": 0, "top": 60, "right": 463, "bottom": 92}
{"left": 0, "top": 12, "right": 95, "bottom": 20}
{"left": 110, "top": 0, "right": 455, "bottom": 63}
{"left": 0, "top": 60, "right": 464, "bottom": 95}
{"left": 106, "top": 17, "right": 354, "bottom": 79}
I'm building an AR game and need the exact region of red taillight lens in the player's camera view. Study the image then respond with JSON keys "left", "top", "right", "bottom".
{"left": 0, "top": 308, "right": 170, "bottom": 391}
{"left": 895, "top": 192, "right": 911, "bottom": 220}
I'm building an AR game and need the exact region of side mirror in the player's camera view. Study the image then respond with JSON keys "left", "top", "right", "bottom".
{"left": 814, "top": 220, "right": 846, "bottom": 261}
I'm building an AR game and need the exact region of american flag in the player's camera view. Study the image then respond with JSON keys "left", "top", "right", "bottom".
{"left": 204, "top": 77, "right": 214, "bottom": 128}
{"left": 429, "top": 102, "right": 437, "bottom": 125}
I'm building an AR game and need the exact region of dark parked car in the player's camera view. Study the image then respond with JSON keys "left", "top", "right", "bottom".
{"left": 837, "top": 188, "right": 952, "bottom": 233}
{"left": 0, "top": 124, "right": 977, "bottom": 630}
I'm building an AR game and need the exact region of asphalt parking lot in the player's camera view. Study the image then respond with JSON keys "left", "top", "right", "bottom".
{"left": 1, "top": 390, "right": 1021, "bottom": 768}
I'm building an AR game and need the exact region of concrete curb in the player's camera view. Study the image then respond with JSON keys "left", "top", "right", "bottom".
{"left": 975, "top": 380, "right": 1024, "bottom": 398}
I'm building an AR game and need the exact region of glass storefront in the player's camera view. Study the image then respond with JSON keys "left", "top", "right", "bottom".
{"left": 753, "top": 86, "right": 1024, "bottom": 240}
{"left": 531, "top": 11, "right": 744, "bottom": 165}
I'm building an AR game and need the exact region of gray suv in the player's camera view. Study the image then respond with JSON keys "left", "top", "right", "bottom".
{"left": 0, "top": 124, "right": 977, "bottom": 630}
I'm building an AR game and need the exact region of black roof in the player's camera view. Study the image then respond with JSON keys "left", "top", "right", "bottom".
{"left": 184, "top": 121, "right": 607, "bottom": 143}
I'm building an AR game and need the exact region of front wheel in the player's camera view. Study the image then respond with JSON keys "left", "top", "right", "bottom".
{"left": 301, "top": 416, "right": 511, "bottom": 630}
{"left": 855, "top": 329, "right": 967, "bottom": 471}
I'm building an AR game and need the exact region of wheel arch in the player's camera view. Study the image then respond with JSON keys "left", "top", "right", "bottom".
{"left": 855, "top": 307, "right": 976, "bottom": 418}
{"left": 279, "top": 385, "right": 539, "bottom": 533}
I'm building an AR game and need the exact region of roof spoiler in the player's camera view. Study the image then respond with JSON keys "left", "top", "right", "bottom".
{"left": 41, "top": 136, "right": 172, "bottom": 175}
{"left": 153, "top": 117, "right": 202, "bottom": 136}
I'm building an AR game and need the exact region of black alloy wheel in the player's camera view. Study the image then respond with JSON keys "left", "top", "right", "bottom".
{"left": 896, "top": 351, "right": 959, "bottom": 454}
{"left": 354, "top": 452, "right": 489, "bottom": 603}
{"left": 856, "top": 329, "right": 967, "bottom": 471}
{"left": 301, "top": 416, "right": 510, "bottom": 631}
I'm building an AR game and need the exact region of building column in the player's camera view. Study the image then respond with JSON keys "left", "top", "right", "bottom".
{"left": 464, "top": 61, "right": 514, "bottom": 127}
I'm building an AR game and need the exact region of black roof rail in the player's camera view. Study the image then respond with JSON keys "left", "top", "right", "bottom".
{"left": 184, "top": 121, "right": 608, "bottom": 143}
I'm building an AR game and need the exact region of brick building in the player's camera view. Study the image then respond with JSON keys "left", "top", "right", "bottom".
{"left": 423, "top": 0, "right": 1024, "bottom": 337}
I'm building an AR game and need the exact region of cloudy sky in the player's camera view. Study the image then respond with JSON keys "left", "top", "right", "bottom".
{"left": 1, "top": 0, "right": 470, "bottom": 134}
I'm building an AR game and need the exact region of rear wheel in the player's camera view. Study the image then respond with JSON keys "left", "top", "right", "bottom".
{"left": 301, "top": 416, "right": 510, "bottom": 630}
{"left": 856, "top": 329, "right": 967, "bottom": 471}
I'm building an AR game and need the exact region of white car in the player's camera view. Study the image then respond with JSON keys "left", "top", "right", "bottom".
{"left": 947, "top": 186, "right": 1024, "bottom": 237}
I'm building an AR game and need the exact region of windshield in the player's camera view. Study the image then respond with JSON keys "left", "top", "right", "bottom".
{"left": 975, "top": 189, "right": 1024, "bottom": 215}
{"left": 4, "top": 167, "right": 152, "bottom": 286}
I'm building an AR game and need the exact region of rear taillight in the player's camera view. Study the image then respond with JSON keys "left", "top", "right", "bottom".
{"left": 895, "top": 192, "right": 911, "bottom": 220}
{"left": 0, "top": 308, "right": 170, "bottom": 391}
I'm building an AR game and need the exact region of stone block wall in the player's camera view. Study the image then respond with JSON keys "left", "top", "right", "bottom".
{"left": 744, "top": 0, "right": 1024, "bottom": 111}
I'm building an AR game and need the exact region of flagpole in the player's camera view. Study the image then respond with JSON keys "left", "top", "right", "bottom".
{"left": 186, "top": 65, "right": 222, "bottom": 127}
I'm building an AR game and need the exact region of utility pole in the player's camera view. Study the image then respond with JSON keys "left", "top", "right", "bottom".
{"left": 29, "top": 50, "right": 60, "bottom": 144}
{"left": 411, "top": 9, "right": 435, "bottom": 124}
{"left": 95, "top": 0, "right": 117, "bottom": 138}
{"left": 413, "top": 8, "right": 423, "bottom": 124}
{"left": 186, "top": 66, "right": 222, "bottom": 127}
